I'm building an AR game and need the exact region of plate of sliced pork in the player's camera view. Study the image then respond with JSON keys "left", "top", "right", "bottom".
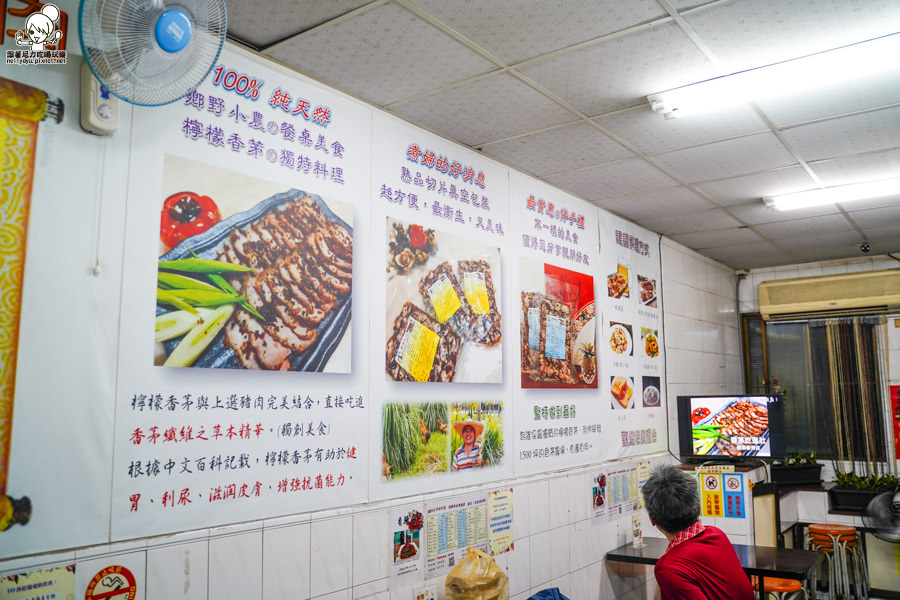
{"left": 156, "top": 189, "right": 352, "bottom": 372}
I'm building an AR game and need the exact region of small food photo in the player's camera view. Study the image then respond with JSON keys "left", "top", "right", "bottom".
{"left": 385, "top": 218, "right": 502, "bottom": 383}
{"left": 610, "top": 375, "right": 634, "bottom": 409}
{"left": 607, "top": 266, "right": 629, "bottom": 299}
{"left": 641, "top": 327, "right": 659, "bottom": 359}
{"left": 608, "top": 321, "right": 632, "bottom": 356}
{"left": 520, "top": 259, "right": 597, "bottom": 388}
{"left": 637, "top": 275, "right": 657, "bottom": 308}
{"left": 642, "top": 375, "right": 661, "bottom": 408}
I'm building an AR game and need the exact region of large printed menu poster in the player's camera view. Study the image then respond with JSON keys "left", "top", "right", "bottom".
{"left": 509, "top": 174, "right": 607, "bottom": 475}
{"left": 111, "top": 47, "right": 372, "bottom": 540}
{"left": 596, "top": 213, "right": 666, "bottom": 457}
{"left": 368, "top": 115, "right": 513, "bottom": 500}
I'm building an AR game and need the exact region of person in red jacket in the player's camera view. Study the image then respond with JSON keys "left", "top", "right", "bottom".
{"left": 642, "top": 464, "right": 754, "bottom": 600}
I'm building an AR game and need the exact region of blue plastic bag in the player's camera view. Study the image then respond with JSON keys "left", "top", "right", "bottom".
{"left": 527, "top": 588, "right": 571, "bottom": 600}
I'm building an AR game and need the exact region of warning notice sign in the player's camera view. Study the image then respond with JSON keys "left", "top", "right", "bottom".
{"left": 84, "top": 565, "right": 137, "bottom": 600}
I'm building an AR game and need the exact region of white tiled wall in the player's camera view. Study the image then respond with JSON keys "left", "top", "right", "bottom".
{"left": 660, "top": 238, "right": 744, "bottom": 457}
{"left": 0, "top": 238, "right": 748, "bottom": 600}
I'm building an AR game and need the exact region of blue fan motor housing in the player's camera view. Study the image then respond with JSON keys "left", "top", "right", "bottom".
{"left": 155, "top": 8, "right": 192, "bottom": 53}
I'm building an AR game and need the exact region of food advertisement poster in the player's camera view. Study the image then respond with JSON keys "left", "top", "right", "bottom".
{"left": 390, "top": 504, "right": 425, "bottom": 587}
{"left": 111, "top": 46, "right": 372, "bottom": 540}
{"left": 597, "top": 212, "right": 666, "bottom": 458}
{"left": 591, "top": 471, "right": 608, "bottom": 521}
{"left": 509, "top": 173, "right": 607, "bottom": 476}
{"left": 368, "top": 114, "right": 513, "bottom": 501}
{"left": 424, "top": 493, "right": 489, "bottom": 579}
{"left": 487, "top": 487, "right": 514, "bottom": 556}
{"left": 891, "top": 385, "right": 900, "bottom": 460}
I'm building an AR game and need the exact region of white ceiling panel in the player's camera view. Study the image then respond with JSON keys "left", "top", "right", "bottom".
{"left": 727, "top": 201, "right": 840, "bottom": 226}
{"left": 267, "top": 2, "right": 497, "bottom": 106}
{"left": 595, "top": 103, "right": 768, "bottom": 155}
{"left": 408, "top": 0, "right": 668, "bottom": 64}
{"left": 519, "top": 21, "right": 718, "bottom": 116}
{"left": 702, "top": 243, "right": 793, "bottom": 270}
{"left": 755, "top": 69, "right": 900, "bottom": 127}
{"left": 608, "top": 186, "right": 714, "bottom": 220}
{"left": 481, "top": 121, "right": 636, "bottom": 178}
{"left": 546, "top": 158, "right": 680, "bottom": 201}
{"left": 692, "top": 166, "right": 816, "bottom": 206}
{"left": 227, "top": 0, "right": 374, "bottom": 47}
{"left": 653, "top": 132, "right": 797, "bottom": 183}
{"left": 640, "top": 207, "right": 743, "bottom": 236}
{"left": 229, "top": 0, "right": 900, "bottom": 270}
{"left": 670, "top": 227, "right": 766, "bottom": 249}
{"left": 390, "top": 72, "right": 579, "bottom": 146}
{"left": 682, "top": 0, "right": 900, "bottom": 73}
{"left": 780, "top": 106, "right": 900, "bottom": 163}
{"left": 807, "top": 148, "right": 900, "bottom": 186}
{"left": 752, "top": 213, "right": 856, "bottom": 240}
{"left": 847, "top": 202, "right": 900, "bottom": 228}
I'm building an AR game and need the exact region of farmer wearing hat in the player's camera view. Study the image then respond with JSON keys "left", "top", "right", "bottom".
{"left": 451, "top": 420, "right": 484, "bottom": 470}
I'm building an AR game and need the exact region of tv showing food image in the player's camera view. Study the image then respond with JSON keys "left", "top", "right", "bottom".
{"left": 677, "top": 395, "right": 786, "bottom": 460}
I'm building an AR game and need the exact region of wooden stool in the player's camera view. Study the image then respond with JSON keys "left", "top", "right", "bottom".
{"left": 754, "top": 576, "right": 807, "bottom": 600}
{"left": 806, "top": 523, "right": 868, "bottom": 600}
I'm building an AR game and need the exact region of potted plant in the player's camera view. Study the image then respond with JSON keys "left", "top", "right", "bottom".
{"left": 771, "top": 452, "right": 822, "bottom": 485}
{"left": 828, "top": 471, "right": 900, "bottom": 513}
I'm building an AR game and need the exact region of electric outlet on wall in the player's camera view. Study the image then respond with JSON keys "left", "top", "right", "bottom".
{"left": 414, "top": 586, "right": 437, "bottom": 600}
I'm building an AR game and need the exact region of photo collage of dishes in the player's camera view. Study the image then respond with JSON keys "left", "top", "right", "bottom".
{"left": 604, "top": 252, "right": 661, "bottom": 412}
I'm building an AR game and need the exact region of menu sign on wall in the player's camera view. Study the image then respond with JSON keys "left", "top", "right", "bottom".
{"left": 368, "top": 115, "right": 513, "bottom": 501}
{"left": 509, "top": 173, "right": 607, "bottom": 476}
{"left": 597, "top": 213, "right": 666, "bottom": 458}
{"left": 111, "top": 47, "right": 372, "bottom": 540}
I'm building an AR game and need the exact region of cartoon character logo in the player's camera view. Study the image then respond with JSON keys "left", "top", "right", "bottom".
{"left": 15, "top": 4, "right": 63, "bottom": 52}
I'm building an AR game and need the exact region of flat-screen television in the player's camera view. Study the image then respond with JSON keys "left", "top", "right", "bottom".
{"left": 677, "top": 394, "right": 786, "bottom": 462}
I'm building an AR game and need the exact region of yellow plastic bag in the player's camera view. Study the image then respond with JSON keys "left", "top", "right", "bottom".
{"left": 445, "top": 547, "right": 509, "bottom": 600}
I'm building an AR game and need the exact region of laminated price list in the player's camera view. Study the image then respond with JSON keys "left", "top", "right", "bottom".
{"left": 424, "top": 493, "right": 488, "bottom": 578}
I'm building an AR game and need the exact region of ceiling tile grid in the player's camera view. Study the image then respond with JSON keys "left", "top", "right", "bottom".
{"left": 519, "top": 21, "right": 720, "bottom": 116}
{"left": 595, "top": 103, "right": 769, "bottom": 155}
{"left": 640, "top": 207, "right": 743, "bottom": 236}
{"left": 227, "top": 0, "right": 374, "bottom": 48}
{"left": 267, "top": 2, "right": 498, "bottom": 106}
{"left": 605, "top": 185, "right": 714, "bottom": 221}
{"left": 807, "top": 148, "right": 900, "bottom": 186}
{"left": 408, "top": 0, "right": 669, "bottom": 64}
{"left": 670, "top": 227, "right": 766, "bottom": 250}
{"left": 652, "top": 132, "right": 798, "bottom": 183}
{"left": 227, "top": 0, "right": 900, "bottom": 270}
{"left": 546, "top": 158, "right": 680, "bottom": 201}
{"left": 692, "top": 166, "right": 817, "bottom": 206}
{"left": 481, "top": 121, "right": 636, "bottom": 178}
{"left": 682, "top": 0, "right": 900, "bottom": 73}
{"left": 780, "top": 105, "right": 900, "bottom": 163}
{"left": 389, "top": 72, "right": 580, "bottom": 146}
{"left": 751, "top": 213, "right": 857, "bottom": 240}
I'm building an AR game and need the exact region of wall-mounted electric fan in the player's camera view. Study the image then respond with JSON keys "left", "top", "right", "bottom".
{"left": 78, "top": 0, "right": 226, "bottom": 114}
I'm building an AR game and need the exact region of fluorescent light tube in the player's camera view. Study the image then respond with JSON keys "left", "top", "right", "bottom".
{"left": 648, "top": 33, "right": 900, "bottom": 118}
{"left": 763, "top": 177, "right": 900, "bottom": 211}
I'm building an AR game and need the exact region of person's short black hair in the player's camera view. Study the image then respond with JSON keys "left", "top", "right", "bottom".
{"left": 642, "top": 464, "right": 700, "bottom": 534}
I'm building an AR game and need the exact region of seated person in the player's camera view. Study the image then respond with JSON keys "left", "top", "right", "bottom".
{"left": 451, "top": 420, "right": 484, "bottom": 470}
{"left": 642, "top": 464, "right": 754, "bottom": 600}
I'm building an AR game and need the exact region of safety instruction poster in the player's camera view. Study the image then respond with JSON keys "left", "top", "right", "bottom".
{"left": 424, "top": 493, "right": 489, "bottom": 578}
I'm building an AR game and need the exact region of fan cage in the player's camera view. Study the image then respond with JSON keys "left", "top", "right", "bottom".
{"left": 79, "top": 0, "right": 226, "bottom": 106}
